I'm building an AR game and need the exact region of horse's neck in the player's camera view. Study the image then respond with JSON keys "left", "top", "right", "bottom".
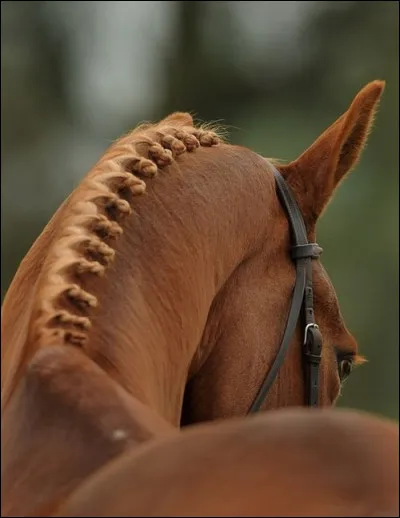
{"left": 2, "top": 148, "right": 275, "bottom": 424}
{"left": 84, "top": 213, "right": 224, "bottom": 426}
{"left": 77, "top": 156, "right": 273, "bottom": 426}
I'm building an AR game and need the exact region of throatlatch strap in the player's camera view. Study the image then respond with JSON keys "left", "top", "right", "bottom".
{"left": 248, "top": 259, "right": 307, "bottom": 413}
{"left": 247, "top": 167, "right": 322, "bottom": 414}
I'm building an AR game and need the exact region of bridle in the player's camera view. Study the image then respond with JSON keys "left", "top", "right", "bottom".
{"left": 248, "top": 166, "right": 323, "bottom": 413}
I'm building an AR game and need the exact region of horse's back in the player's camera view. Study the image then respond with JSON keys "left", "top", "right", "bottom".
{"left": 55, "top": 408, "right": 399, "bottom": 517}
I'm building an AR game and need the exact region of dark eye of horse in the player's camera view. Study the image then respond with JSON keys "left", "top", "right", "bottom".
{"left": 338, "top": 358, "right": 353, "bottom": 381}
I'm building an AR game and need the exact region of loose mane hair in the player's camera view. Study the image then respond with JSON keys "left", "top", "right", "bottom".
{"left": 27, "top": 113, "right": 224, "bottom": 356}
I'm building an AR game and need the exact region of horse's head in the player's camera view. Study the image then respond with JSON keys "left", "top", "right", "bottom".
{"left": 182, "top": 80, "right": 384, "bottom": 424}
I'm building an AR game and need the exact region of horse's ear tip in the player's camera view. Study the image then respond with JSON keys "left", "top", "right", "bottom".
{"left": 360, "top": 80, "right": 386, "bottom": 100}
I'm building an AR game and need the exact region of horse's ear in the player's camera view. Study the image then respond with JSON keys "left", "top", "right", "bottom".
{"left": 278, "top": 80, "right": 385, "bottom": 224}
{"left": 162, "top": 112, "right": 194, "bottom": 127}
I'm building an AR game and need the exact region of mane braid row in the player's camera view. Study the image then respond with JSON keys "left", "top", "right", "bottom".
{"left": 31, "top": 115, "right": 222, "bottom": 349}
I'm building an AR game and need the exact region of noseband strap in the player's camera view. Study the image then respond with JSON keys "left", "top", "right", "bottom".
{"left": 248, "top": 167, "right": 323, "bottom": 414}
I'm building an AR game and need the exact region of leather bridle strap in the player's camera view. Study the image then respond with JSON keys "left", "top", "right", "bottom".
{"left": 248, "top": 167, "right": 323, "bottom": 414}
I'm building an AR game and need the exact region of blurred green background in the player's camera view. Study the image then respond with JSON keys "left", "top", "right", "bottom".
{"left": 1, "top": 1, "right": 398, "bottom": 419}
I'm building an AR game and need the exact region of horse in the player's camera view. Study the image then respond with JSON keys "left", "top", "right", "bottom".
{"left": 1, "top": 80, "right": 385, "bottom": 516}
{"left": 55, "top": 407, "right": 399, "bottom": 517}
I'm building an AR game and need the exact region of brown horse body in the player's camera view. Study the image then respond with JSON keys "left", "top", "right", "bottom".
{"left": 56, "top": 408, "right": 399, "bottom": 517}
{"left": 1, "top": 81, "right": 386, "bottom": 515}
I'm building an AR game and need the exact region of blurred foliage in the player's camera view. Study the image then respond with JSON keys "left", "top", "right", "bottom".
{"left": 1, "top": 1, "right": 398, "bottom": 419}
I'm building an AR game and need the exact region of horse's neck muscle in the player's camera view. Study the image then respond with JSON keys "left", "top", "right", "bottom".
{"left": 73, "top": 151, "right": 272, "bottom": 425}
{"left": 2, "top": 146, "right": 274, "bottom": 424}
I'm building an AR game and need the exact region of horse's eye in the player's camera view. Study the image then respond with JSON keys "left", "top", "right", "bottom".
{"left": 338, "top": 358, "right": 353, "bottom": 381}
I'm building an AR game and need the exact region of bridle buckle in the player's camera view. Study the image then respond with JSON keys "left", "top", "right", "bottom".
{"left": 303, "top": 323, "right": 319, "bottom": 345}
{"left": 304, "top": 323, "right": 323, "bottom": 365}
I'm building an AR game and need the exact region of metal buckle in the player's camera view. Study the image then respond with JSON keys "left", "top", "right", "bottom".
{"left": 304, "top": 323, "right": 323, "bottom": 365}
{"left": 303, "top": 323, "right": 320, "bottom": 345}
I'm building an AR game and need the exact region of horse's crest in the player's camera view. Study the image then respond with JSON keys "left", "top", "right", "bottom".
{"left": 30, "top": 114, "right": 223, "bottom": 350}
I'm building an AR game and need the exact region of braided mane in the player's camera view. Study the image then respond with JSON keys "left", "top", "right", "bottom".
{"left": 29, "top": 112, "right": 223, "bottom": 351}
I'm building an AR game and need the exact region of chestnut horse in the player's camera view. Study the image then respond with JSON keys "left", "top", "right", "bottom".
{"left": 55, "top": 408, "right": 399, "bottom": 517}
{"left": 1, "top": 80, "right": 384, "bottom": 516}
